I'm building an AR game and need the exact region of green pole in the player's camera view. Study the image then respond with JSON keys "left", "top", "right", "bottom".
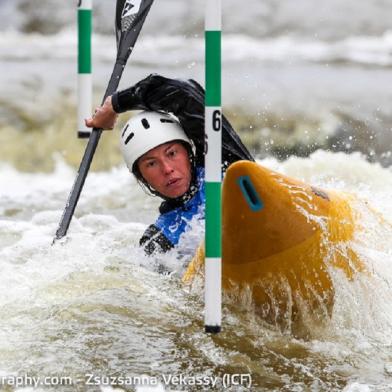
{"left": 78, "top": 0, "right": 93, "bottom": 138}
{"left": 205, "top": 0, "right": 222, "bottom": 333}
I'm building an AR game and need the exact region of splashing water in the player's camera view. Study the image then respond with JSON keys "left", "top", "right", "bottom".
{"left": 1, "top": 151, "right": 391, "bottom": 391}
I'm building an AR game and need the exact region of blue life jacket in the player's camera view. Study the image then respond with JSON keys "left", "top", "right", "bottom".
{"left": 139, "top": 167, "right": 205, "bottom": 254}
{"left": 155, "top": 167, "right": 205, "bottom": 246}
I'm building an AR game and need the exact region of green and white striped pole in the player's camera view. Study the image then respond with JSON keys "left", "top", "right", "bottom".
{"left": 77, "top": 0, "right": 93, "bottom": 138}
{"left": 205, "top": 0, "right": 222, "bottom": 333}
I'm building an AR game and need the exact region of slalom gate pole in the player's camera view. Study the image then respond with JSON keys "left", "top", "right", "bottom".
{"left": 54, "top": 0, "right": 155, "bottom": 242}
{"left": 204, "top": 0, "right": 222, "bottom": 333}
{"left": 77, "top": 0, "right": 93, "bottom": 138}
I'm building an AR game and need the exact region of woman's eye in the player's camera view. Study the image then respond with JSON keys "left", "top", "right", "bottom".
{"left": 168, "top": 149, "right": 177, "bottom": 157}
{"left": 146, "top": 161, "right": 156, "bottom": 168}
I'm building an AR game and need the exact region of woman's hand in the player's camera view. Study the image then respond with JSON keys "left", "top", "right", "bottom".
{"left": 85, "top": 96, "right": 119, "bottom": 130}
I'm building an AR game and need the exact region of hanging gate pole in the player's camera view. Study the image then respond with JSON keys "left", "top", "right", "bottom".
{"left": 204, "top": 0, "right": 222, "bottom": 333}
{"left": 77, "top": 0, "right": 93, "bottom": 138}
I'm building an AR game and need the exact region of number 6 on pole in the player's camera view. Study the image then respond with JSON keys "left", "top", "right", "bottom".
{"left": 205, "top": 0, "right": 222, "bottom": 333}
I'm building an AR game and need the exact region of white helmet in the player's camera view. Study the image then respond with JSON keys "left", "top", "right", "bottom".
{"left": 119, "top": 111, "right": 193, "bottom": 172}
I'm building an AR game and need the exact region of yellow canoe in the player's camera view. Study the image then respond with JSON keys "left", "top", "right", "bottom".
{"left": 183, "top": 161, "right": 364, "bottom": 328}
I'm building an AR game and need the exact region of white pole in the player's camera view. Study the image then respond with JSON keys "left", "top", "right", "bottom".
{"left": 204, "top": 0, "right": 222, "bottom": 333}
{"left": 78, "top": 0, "right": 93, "bottom": 138}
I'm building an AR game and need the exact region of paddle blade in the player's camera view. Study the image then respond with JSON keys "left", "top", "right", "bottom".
{"left": 115, "top": 0, "right": 154, "bottom": 52}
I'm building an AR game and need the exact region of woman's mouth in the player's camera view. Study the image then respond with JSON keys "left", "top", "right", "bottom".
{"left": 167, "top": 178, "right": 181, "bottom": 187}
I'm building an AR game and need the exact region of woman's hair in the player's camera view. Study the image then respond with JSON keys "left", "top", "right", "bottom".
{"left": 131, "top": 140, "right": 195, "bottom": 198}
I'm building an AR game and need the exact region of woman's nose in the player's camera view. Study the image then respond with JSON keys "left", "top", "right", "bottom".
{"left": 161, "top": 159, "right": 174, "bottom": 174}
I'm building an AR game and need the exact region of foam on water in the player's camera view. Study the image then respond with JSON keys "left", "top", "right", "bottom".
{"left": 0, "top": 153, "right": 392, "bottom": 390}
{"left": 2, "top": 30, "right": 392, "bottom": 67}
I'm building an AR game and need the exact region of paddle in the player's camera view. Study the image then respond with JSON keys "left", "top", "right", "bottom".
{"left": 54, "top": 0, "right": 154, "bottom": 242}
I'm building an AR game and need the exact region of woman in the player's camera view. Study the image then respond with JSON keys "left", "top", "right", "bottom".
{"left": 86, "top": 74, "right": 254, "bottom": 254}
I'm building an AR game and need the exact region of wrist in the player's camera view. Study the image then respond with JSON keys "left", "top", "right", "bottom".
{"left": 111, "top": 92, "right": 122, "bottom": 114}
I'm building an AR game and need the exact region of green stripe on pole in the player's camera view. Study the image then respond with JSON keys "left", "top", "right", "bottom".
{"left": 205, "top": 31, "right": 221, "bottom": 106}
{"left": 205, "top": 182, "right": 222, "bottom": 257}
{"left": 78, "top": 10, "right": 92, "bottom": 73}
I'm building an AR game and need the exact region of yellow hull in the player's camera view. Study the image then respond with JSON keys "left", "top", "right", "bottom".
{"left": 184, "top": 161, "right": 364, "bottom": 325}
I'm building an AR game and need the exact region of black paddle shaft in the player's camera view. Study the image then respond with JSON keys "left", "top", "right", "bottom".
{"left": 54, "top": 0, "right": 154, "bottom": 241}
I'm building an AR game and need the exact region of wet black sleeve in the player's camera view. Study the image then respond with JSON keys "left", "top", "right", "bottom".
{"left": 111, "top": 74, "right": 255, "bottom": 167}
{"left": 139, "top": 224, "right": 174, "bottom": 255}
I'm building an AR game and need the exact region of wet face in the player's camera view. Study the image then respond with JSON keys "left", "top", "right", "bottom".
{"left": 137, "top": 141, "right": 192, "bottom": 199}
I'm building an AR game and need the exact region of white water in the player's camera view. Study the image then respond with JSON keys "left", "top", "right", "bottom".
{"left": 2, "top": 27, "right": 392, "bottom": 168}
{"left": 0, "top": 151, "right": 391, "bottom": 390}
{"left": 2, "top": 30, "right": 392, "bottom": 67}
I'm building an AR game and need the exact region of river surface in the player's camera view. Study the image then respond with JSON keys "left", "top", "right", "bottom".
{"left": 0, "top": 1, "right": 392, "bottom": 391}
{"left": 0, "top": 152, "right": 392, "bottom": 391}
